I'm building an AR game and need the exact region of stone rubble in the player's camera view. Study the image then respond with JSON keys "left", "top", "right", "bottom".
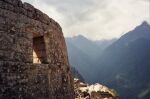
{"left": 74, "top": 78, "right": 119, "bottom": 99}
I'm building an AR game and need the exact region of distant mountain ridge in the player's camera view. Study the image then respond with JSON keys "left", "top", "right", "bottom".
{"left": 65, "top": 35, "right": 116, "bottom": 83}
{"left": 66, "top": 21, "right": 150, "bottom": 99}
{"left": 66, "top": 35, "right": 102, "bottom": 60}
{"left": 94, "top": 39, "right": 117, "bottom": 50}
{"left": 96, "top": 21, "right": 150, "bottom": 99}
{"left": 66, "top": 38, "right": 93, "bottom": 82}
{"left": 120, "top": 21, "right": 150, "bottom": 42}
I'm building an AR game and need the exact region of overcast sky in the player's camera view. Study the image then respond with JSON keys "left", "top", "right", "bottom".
{"left": 22, "top": 0, "right": 149, "bottom": 40}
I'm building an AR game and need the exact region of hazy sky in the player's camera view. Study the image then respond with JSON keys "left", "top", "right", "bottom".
{"left": 22, "top": 0, "right": 149, "bottom": 40}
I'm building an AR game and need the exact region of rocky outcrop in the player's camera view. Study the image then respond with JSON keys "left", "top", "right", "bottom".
{"left": 74, "top": 78, "right": 119, "bottom": 99}
{"left": 0, "top": 0, "right": 74, "bottom": 99}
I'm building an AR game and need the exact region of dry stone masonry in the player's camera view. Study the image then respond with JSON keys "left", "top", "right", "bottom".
{"left": 0, "top": 0, "right": 74, "bottom": 99}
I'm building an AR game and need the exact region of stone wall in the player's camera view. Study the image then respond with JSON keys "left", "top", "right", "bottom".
{"left": 0, "top": 0, "right": 74, "bottom": 99}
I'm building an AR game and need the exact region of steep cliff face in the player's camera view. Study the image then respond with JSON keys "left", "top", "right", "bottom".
{"left": 0, "top": 0, "right": 74, "bottom": 99}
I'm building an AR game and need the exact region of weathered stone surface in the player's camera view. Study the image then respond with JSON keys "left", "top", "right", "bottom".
{"left": 0, "top": 0, "right": 74, "bottom": 99}
{"left": 3, "top": 0, "right": 20, "bottom": 6}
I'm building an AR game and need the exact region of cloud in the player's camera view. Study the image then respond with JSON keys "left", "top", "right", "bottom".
{"left": 22, "top": 0, "right": 149, "bottom": 40}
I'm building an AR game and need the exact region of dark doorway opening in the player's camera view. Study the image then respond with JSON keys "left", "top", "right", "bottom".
{"left": 33, "top": 36, "right": 47, "bottom": 64}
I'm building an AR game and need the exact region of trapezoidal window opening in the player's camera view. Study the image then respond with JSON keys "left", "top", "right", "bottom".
{"left": 33, "top": 36, "right": 47, "bottom": 64}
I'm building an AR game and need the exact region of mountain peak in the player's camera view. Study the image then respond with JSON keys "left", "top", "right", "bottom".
{"left": 141, "top": 21, "right": 149, "bottom": 27}
{"left": 117, "top": 21, "right": 150, "bottom": 45}
{"left": 135, "top": 21, "right": 150, "bottom": 32}
{"left": 74, "top": 35, "right": 86, "bottom": 39}
{"left": 73, "top": 35, "right": 90, "bottom": 41}
{"left": 142, "top": 21, "right": 149, "bottom": 25}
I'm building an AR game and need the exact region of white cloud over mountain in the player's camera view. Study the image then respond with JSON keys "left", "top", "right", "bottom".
{"left": 22, "top": 0, "right": 149, "bottom": 40}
